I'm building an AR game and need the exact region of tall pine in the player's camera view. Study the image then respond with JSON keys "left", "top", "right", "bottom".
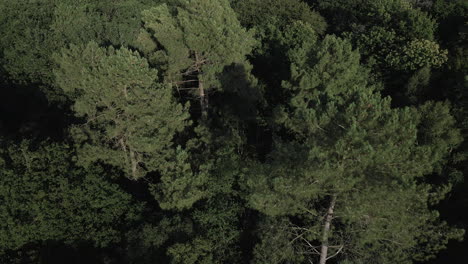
{"left": 137, "top": 0, "right": 256, "bottom": 118}
{"left": 247, "top": 35, "right": 463, "bottom": 263}
{"left": 54, "top": 42, "right": 207, "bottom": 209}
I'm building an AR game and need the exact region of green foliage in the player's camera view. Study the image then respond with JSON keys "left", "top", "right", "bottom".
{"left": 340, "top": 183, "right": 463, "bottom": 263}
{"left": 51, "top": 0, "right": 153, "bottom": 48}
{"left": 54, "top": 42, "right": 189, "bottom": 180}
{"left": 386, "top": 39, "right": 448, "bottom": 71}
{"left": 0, "top": 141, "right": 142, "bottom": 254}
{"left": 149, "top": 146, "right": 209, "bottom": 210}
{"left": 230, "top": 0, "right": 325, "bottom": 99}
{"left": 236, "top": 20, "right": 320, "bottom": 109}
{"left": 349, "top": 26, "right": 447, "bottom": 72}
{"left": 139, "top": 0, "right": 256, "bottom": 93}
{"left": 0, "top": 0, "right": 56, "bottom": 84}
{"left": 246, "top": 35, "right": 462, "bottom": 263}
{"left": 54, "top": 42, "right": 209, "bottom": 210}
{"left": 167, "top": 197, "right": 243, "bottom": 264}
{"left": 126, "top": 215, "right": 194, "bottom": 263}
{"left": 318, "top": 0, "right": 436, "bottom": 39}
{"left": 0, "top": 0, "right": 153, "bottom": 85}
{"left": 252, "top": 217, "right": 305, "bottom": 264}
{"left": 404, "top": 66, "right": 432, "bottom": 103}
{"left": 168, "top": 238, "right": 213, "bottom": 264}
{"left": 317, "top": 0, "right": 449, "bottom": 107}
{"left": 231, "top": 0, "right": 326, "bottom": 35}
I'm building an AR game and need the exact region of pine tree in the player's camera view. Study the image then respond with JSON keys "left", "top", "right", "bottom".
{"left": 247, "top": 35, "right": 463, "bottom": 263}
{"left": 54, "top": 42, "right": 209, "bottom": 210}
{"left": 230, "top": 0, "right": 326, "bottom": 106}
{"left": 54, "top": 41, "right": 188, "bottom": 180}
{"left": 137, "top": 0, "right": 263, "bottom": 214}
{"left": 137, "top": 0, "right": 256, "bottom": 119}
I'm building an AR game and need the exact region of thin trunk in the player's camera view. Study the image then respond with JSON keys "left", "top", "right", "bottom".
{"left": 199, "top": 77, "right": 208, "bottom": 119}
{"left": 119, "top": 137, "right": 138, "bottom": 180}
{"left": 194, "top": 51, "right": 208, "bottom": 119}
{"left": 128, "top": 146, "right": 138, "bottom": 180}
{"left": 123, "top": 86, "right": 128, "bottom": 99}
{"left": 319, "top": 194, "right": 337, "bottom": 264}
{"left": 120, "top": 87, "right": 138, "bottom": 179}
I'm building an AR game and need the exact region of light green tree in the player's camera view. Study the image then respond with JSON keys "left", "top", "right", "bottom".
{"left": 51, "top": 0, "right": 155, "bottom": 48}
{"left": 386, "top": 39, "right": 448, "bottom": 71}
{"left": 54, "top": 42, "right": 188, "bottom": 180}
{"left": 54, "top": 42, "right": 207, "bottom": 209}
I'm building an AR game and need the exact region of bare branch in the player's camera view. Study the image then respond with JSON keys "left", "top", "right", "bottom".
{"left": 175, "top": 79, "right": 199, "bottom": 84}
{"left": 326, "top": 245, "right": 344, "bottom": 260}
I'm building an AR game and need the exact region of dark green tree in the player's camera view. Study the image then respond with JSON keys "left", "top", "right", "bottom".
{"left": 0, "top": 0, "right": 152, "bottom": 84}
{"left": 425, "top": 1, "right": 468, "bottom": 262}
{"left": 316, "top": 0, "right": 447, "bottom": 105}
{"left": 0, "top": 0, "right": 56, "bottom": 84}
{"left": 231, "top": 0, "right": 326, "bottom": 106}
{"left": 0, "top": 140, "right": 142, "bottom": 262}
{"left": 231, "top": 0, "right": 326, "bottom": 35}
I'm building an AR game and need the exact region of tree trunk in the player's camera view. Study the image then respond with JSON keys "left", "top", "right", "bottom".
{"left": 198, "top": 76, "right": 208, "bottom": 119}
{"left": 194, "top": 51, "right": 208, "bottom": 119}
{"left": 120, "top": 88, "right": 138, "bottom": 179}
{"left": 119, "top": 137, "right": 138, "bottom": 180}
{"left": 128, "top": 145, "right": 138, "bottom": 180}
{"left": 319, "top": 194, "right": 337, "bottom": 264}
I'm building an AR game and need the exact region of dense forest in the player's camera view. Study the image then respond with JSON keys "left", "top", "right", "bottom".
{"left": 0, "top": 0, "right": 466, "bottom": 263}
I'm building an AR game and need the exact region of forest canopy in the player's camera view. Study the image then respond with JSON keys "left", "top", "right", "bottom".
{"left": 0, "top": 0, "right": 467, "bottom": 263}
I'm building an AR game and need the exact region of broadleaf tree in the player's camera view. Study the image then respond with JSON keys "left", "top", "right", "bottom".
{"left": 0, "top": 140, "right": 143, "bottom": 263}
